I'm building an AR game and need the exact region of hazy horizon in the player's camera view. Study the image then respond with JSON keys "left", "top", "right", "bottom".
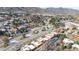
{"left": 0, "top": 0, "right": 79, "bottom": 10}
{"left": 39, "top": 7, "right": 79, "bottom": 10}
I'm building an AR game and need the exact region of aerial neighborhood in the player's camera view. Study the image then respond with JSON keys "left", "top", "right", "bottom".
{"left": 0, "top": 7, "right": 79, "bottom": 51}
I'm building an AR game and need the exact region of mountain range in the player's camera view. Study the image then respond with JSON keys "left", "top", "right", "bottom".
{"left": 0, "top": 7, "right": 79, "bottom": 15}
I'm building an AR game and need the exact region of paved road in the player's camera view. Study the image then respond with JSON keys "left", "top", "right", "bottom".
{"left": 62, "top": 21, "right": 79, "bottom": 27}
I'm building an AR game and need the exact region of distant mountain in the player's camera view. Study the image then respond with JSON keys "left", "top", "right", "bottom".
{"left": 0, "top": 7, "right": 79, "bottom": 15}
{"left": 46, "top": 7, "right": 79, "bottom": 15}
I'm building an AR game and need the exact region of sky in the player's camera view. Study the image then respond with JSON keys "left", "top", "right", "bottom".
{"left": 0, "top": 0, "right": 79, "bottom": 10}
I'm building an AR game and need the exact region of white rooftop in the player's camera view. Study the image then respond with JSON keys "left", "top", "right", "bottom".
{"left": 28, "top": 45, "right": 35, "bottom": 49}
{"left": 31, "top": 41, "right": 41, "bottom": 47}
{"left": 22, "top": 47, "right": 30, "bottom": 51}
{"left": 63, "top": 38, "right": 74, "bottom": 43}
{"left": 72, "top": 44, "right": 79, "bottom": 49}
{"left": 21, "top": 44, "right": 35, "bottom": 51}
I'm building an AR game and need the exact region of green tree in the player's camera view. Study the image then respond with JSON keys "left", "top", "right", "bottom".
{"left": 2, "top": 36, "right": 9, "bottom": 47}
{"left": 20, "top": 28, "right": 28, "bottom": 33}
{"left": 58, "top": 34, "right": 67, "bottom": 40}
{"left": 12, "top": 19, "right": 22, "bottom": 27}
{"left": 49, "top": 16, "right": 60, "bottom": 28}
{"left": 61, "top": 44, "right": 66, "bottom": 50}
{"left": 75, "top": 41, "right": 79, "bottom": 44}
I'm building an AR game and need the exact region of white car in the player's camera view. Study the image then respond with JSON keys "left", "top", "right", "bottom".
{"left": 25, "top": 34, "right": 31, "bottom": 38}
{"left": 9, "top": 38, "right": 18, "bottom": 45}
